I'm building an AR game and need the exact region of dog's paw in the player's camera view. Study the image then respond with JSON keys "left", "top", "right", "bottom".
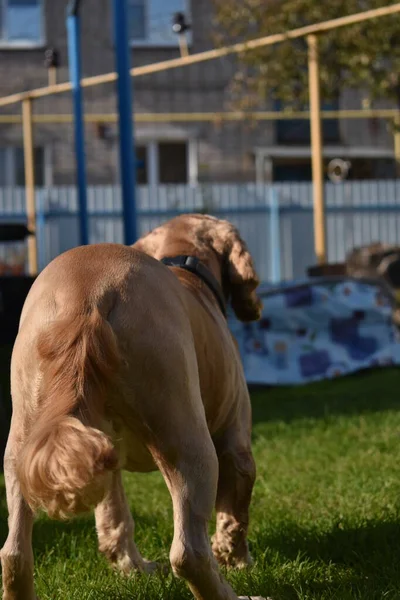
{"left": 212, "top": 534, "right": 253, "bottom": 569}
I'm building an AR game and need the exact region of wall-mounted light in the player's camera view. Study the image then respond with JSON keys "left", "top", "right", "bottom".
{"left": 327, "top": 158, "right": 351, "bottom": 183}
{"left": 44, "top": 48, "right": 60, "bottom": 86}
{"left": 172, "top": 12, "right": 191, "bottom": 58}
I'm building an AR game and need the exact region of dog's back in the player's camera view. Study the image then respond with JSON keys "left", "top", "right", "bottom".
{"left": 12, "top": 243, "right": 193, "bottom": 518}
{"left": 12, "top": 241, "right": 247, "bottom": 515}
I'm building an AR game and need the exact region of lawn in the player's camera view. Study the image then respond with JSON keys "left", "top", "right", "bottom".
{"left": 1, "top": 369, "right": 400, "bottom": 599}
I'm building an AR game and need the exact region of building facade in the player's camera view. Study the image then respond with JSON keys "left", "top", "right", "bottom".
{"left": 0, "top": 0, "right": 397, "bottom": 188}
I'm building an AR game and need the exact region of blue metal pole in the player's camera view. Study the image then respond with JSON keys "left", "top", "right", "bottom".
{"left": 67, "top": 1, "right": 89, "bottom": 246}
{"left": 112, "top": 0, "right": 137, "bottom": 245}
{"left": 36, "top": 192, "right": 46, "bottom": 271}
{"left": 269, "top": 187, "right": 281, "bottom": 283}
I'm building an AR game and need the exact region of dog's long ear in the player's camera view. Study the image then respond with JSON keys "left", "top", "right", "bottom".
{"left": 212, "top": 221, "right": 262, "bottom": 322}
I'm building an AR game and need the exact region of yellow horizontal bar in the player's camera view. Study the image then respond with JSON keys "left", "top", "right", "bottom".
{"left": 135, "top": 109, "right": 400, "bottom": 121}
{"left": 0, "top": 109, "right": 399, "bottom": 125}
{"left": 130, "top": 3, "right": 400, "bottom": 79}
{"left": 0, "top": 4, "right": 399, "bottom": 108}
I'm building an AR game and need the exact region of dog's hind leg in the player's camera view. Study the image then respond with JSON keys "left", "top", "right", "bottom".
{"left": 212, "top": 402, "right": 256, "bottom": 569}
{"left": 1, "top": 434, "right": 37, "bottom": 600}
{"left": 149, "top": 409, "right": 239, "bottom": 600}
{"left": 95, "top": 470, "right": 158, "bottom": 575}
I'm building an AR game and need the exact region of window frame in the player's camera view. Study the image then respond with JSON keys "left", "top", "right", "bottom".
{"left": 135, "top": 136, "right": 198, "bottom": 186}
{"left": 129, "top": 0, "right": 192, "bottom": 48}
{"left": 0, "top": 0, "right": 45, "bottom": 49}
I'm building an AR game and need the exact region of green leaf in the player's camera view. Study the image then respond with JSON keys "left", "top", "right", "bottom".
{"left": 212, "top": 0, "right": 400, "bottom": 107}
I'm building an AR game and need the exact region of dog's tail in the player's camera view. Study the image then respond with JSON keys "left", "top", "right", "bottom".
{"left": 17, "top": 310, "right": 120, "bottom": 520}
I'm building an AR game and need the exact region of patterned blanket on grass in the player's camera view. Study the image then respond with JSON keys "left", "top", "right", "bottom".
{"left": 228, "top": 278, "right": 400, "bottom": 386}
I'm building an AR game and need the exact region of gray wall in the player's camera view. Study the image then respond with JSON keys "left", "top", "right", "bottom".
{"left": 0, "top": 0, "right": 396, "bottom": 185}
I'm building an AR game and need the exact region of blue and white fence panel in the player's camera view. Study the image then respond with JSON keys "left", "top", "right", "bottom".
{"left": 1, "top": 180, "right": 400, "bottom": 282}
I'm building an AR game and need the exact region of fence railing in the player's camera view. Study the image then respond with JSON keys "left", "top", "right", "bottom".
{"left": 2, "top": 180, "right": 400, "bottom": 283}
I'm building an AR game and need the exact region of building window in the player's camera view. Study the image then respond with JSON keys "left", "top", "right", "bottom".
{"left": 128, "top": 0, "right": 190, "bottom": 47}
{"left": 273, "top": 159, "right": 314, "bottom": 182}
{"left": 271, "top": 158, "right": 397, "bottom": 182}
{"left": 158, "top": 142, "right": 187, "bottom": 184}
{"left": 0, "top": 146, "right": 46, "bottom": 186}
{"left": 135, "top": 139, "right": 194, "bottom": 185}
{"left": 275, "top": 99, "right": 340, "bottom": 145}
{"left": 135, "top": 145, "right": 148, "bottom": 184}
{"left": 14, "top": 147, "right": 44, "bottom": 186}
{"left": 0, "top": 0, "right": 43, "bottom": 45}
{"left": 0, "top": 148, "right": 6, "bottom": 186}
{"left": 128, "top": 0, "right": 146, "bottom": 41}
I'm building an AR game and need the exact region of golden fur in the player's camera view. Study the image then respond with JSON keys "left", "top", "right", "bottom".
{"left": 135, "top": 214, "right": 262, "bottom": 322}
{"left": 17, "top": 311, "right": 119, "bottom": 519}
{"left": 1, "top": 214, "right": 262, "bottom": 600}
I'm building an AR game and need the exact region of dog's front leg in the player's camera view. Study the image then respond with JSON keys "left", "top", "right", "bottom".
{"left": 212, "top": 424, "right": 256, "bottom": 569}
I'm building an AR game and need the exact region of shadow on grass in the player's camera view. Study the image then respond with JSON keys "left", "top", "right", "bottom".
{"left": 254, "top": 518, "right": 400, "bottom": 566}
{"left": 1, "top": 474, "right": 400, "bottom": 598}
{"left": 251, "top": 367, "right": 400, "bottom": 427}
{"left": 251, "top": 518, "right": 400, "bottom": 595}
{"left": 1, "top": 470, "right": 399, "bottom": 566}
{"left": 0, "top": 482, "right": 160, "bottom": 559}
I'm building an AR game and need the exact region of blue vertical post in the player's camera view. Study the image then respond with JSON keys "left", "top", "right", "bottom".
{"left": 36, "top": 192, "right": 46, "bottom": 271}
{"left": 67, "top": 0, "right": 89, "bottom": 246}
{"left": 269, "top": 187, "right": 281, "bottom": 283}
{"left": 112, "top": 0, "right": 137, "bottom": 244}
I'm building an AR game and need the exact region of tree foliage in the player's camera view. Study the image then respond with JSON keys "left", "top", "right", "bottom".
{"left": 212, "top": 0, "right": 400, "bottom": 109}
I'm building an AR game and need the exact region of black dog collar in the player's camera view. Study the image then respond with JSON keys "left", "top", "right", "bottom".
{"left": 161, "top": 255, "right": 226, "bottom": 317}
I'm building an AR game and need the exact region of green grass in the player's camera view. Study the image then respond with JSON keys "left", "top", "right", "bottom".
{"left": 2, "top": 369, "right": 400, "bottom": 599}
